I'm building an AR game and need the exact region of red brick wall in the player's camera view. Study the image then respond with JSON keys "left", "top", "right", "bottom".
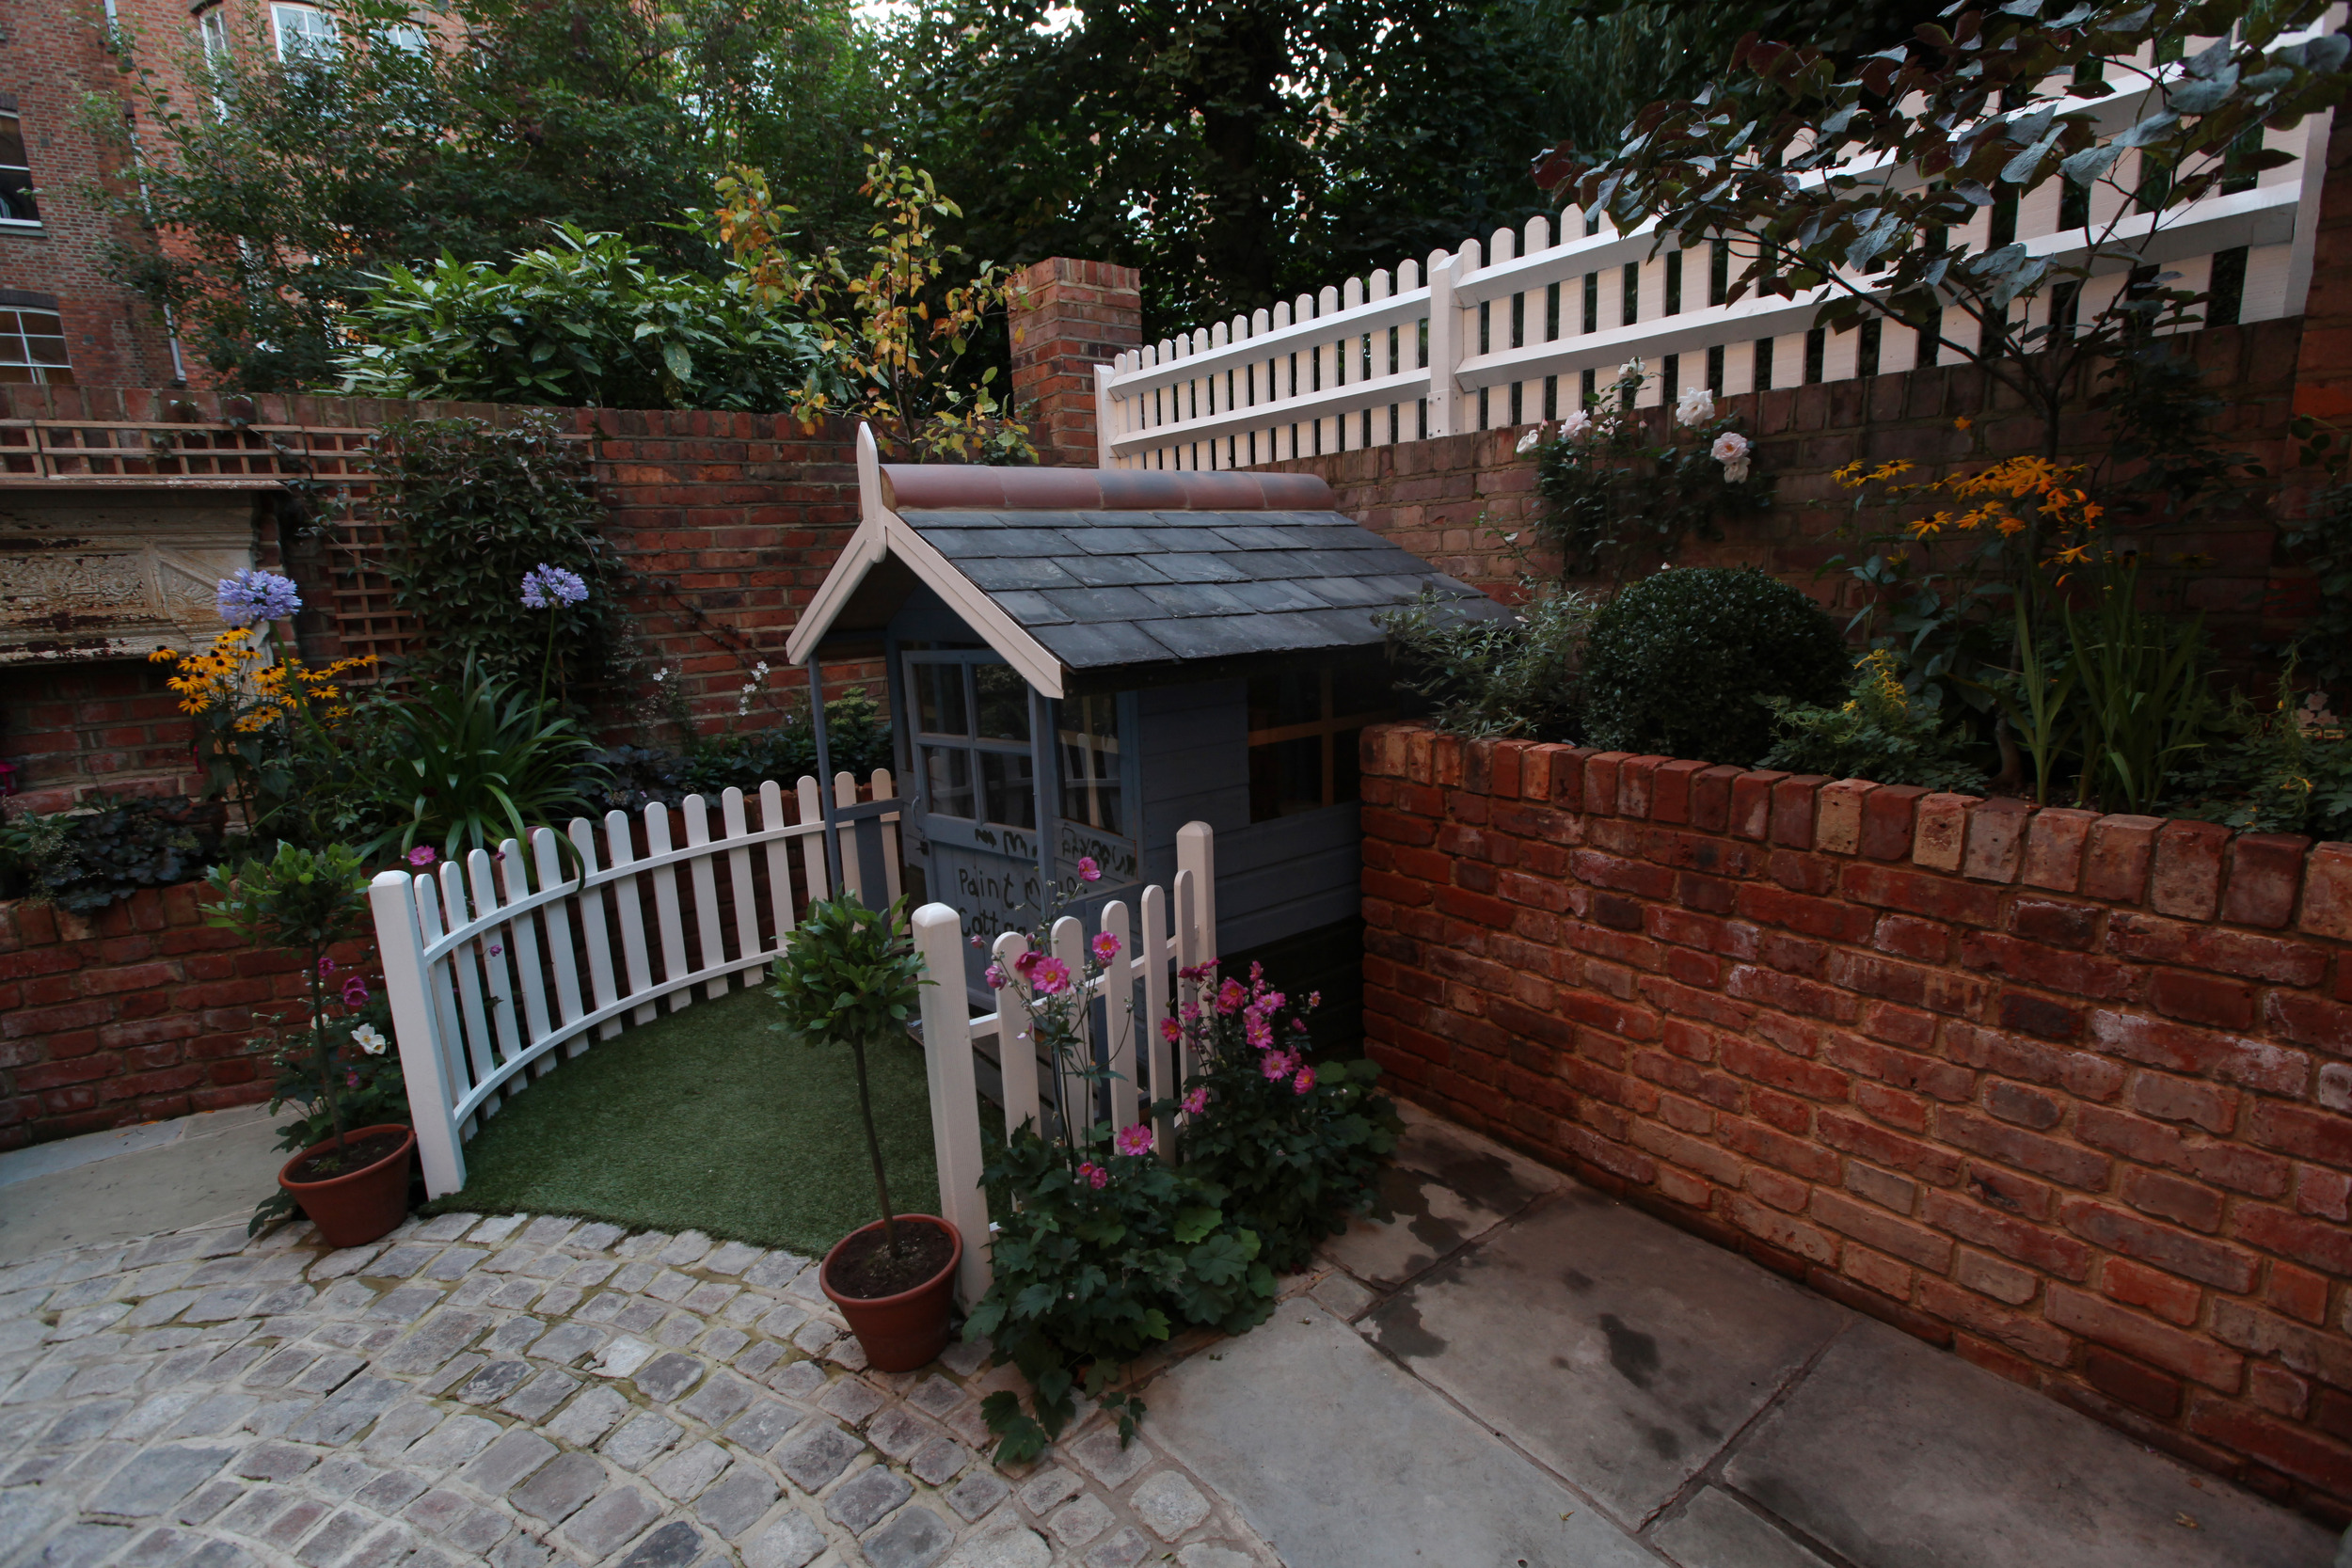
{"left": 0, "top": 881, "right": 374, "bottom": 1150}
{"left": 1266, "top": 318, "right": 2308, "bottom": 664}
{"left": 0, "top": 384, "right": 876, "bottom": 808}
{"left": 5, "top": 0, "right": 204, "bottom": 389}
{"left": 1009, "top": 258, "right": 1143, "bottom": 467}
{"left": 1359, "top": 721, "right": 2352, "bottom": 1522}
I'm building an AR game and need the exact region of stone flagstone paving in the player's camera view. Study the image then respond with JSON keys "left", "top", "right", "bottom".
{"left": 0, "top": 1212, "right": 1279, "bottom": 1568}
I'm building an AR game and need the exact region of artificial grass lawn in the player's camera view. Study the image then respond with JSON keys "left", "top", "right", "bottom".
{"left": 421, "top": 984, "right": 939, "bottom": 1257}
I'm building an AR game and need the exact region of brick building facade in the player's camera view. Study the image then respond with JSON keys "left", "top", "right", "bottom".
{"left": 0, "top": 0, "right": 223, "bottom": 388}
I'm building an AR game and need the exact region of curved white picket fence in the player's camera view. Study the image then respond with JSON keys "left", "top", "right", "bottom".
{"left": 372, "top": 771, "right": 900, "bottom": 1196}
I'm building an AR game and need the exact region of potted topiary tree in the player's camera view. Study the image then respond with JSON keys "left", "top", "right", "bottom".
{"left": 208, "top": 842, "right": 417, "bottom": 1246}
{"left": 771, "top": 894, "right": 961, "bottom": 1370}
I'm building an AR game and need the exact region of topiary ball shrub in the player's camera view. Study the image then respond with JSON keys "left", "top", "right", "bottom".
{"left": 1581, "top": 566, "right": 1847, "bottom": 766}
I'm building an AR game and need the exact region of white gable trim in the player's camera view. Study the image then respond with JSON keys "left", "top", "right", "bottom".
{"left": 784, "top": 423, "right": 1067, "bottom": 698}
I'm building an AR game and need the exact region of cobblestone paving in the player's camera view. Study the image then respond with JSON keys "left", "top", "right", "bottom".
{"left": 0, "top": 1212, "right": 1282, "bottom": 1568}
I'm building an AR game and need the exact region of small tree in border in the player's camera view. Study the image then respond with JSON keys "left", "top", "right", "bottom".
{"left": 714, "top": 150, "right": 1034, "bottom": 464}
{"left": 769, "top": 895, "right": 930, "bottom": 1265}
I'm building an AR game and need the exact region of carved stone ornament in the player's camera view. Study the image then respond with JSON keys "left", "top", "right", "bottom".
{"left": 0, "top": 493, "right": 260, "bottom": 663}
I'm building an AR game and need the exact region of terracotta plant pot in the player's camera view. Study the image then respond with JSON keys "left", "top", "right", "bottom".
{"left": 820, "top": 1214, "right": 963, "bottom": 1372}
{"left": 278, "top": 1123, "right": 417, "bottom": 1248}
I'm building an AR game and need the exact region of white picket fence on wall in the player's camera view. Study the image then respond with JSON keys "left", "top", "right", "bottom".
{"left": 913, "top": 822, "right": 1217, "bottom": 1307}
{"left": 1098, "top": 23, "right": 2339, "bottom": 472}
{"left": 372, "top": 770, "right": 902, "bottom": 1198}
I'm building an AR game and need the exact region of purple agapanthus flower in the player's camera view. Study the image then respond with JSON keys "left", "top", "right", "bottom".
{"left": 520, "top": 563, "right": 590, "bottom": 610}
{"left": 215, "top": 568, "right": 302, "bottom": 626}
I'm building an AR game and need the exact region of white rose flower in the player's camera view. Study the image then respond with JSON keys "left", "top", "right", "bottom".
{"left": 1711, "top": 430, "right": 1752, "bottom": 484}
{"left": 1619, "top": 356, "right": 1646, "bottom": 384}
{"left": 1675, "top": 386, "right": 1717, "bottom": 427}
{"left": 1561, "top": 408, "right": 1594, "bottom": 440}
{"left": 351, "top": 1023, "right": 389, "bottom": 1056}
{"left": 1515, "top": 426, "right": 1546, "bottom": 455}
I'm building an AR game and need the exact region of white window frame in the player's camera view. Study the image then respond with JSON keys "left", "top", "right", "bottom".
{"left": 0, "top": 308, "right": 75, "bottom": 385}
{"left": 271, "top": 3, "right": 338, "bottom": 62}
{"left": 197, "top": 5, "right": 231, "bottom": 65}
{"left": 0, "top": 109, "right": 38, "bottom": 230}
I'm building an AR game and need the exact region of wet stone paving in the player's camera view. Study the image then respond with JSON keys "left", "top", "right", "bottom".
{"left": 0, "top": 1212, "right": 1281, "bottom": 1568}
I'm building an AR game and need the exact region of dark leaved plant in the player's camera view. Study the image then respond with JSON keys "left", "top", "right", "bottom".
{"left": 1581, "top": 567, "right": 1847, "bottom": 765}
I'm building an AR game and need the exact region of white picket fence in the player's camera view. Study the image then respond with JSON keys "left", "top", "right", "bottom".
{"left": 913, "top": 822, "right": 1217, "bottom": 1306}
{"left": 1098, "top": 26, "right": 2336, "bottom": 471}
{"left": 372, "top": 770, "right": 902, "bottom": 1197}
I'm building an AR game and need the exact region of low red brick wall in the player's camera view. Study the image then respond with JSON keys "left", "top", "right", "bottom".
{"left": 0, "top": 885, "right": 372, "bottom": 1149}
{"left": 1359, "top": 721, "right": 2352, "bottom": 1522}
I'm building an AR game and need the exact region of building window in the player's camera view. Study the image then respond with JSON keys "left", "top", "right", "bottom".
{"left": 1247, "top": 662, "right": 1391, "bottom": 822}
{"left": 0, "top": 308, "right": 75, "bottom": 385}
{"left": 0, "top": 111, "right": 38, "bottom": 224}
{"left": 198, "top": 5, "right": 231, "bottom": 64}
{"left": 272, "top": 4, "right": 338, "bottom": 61}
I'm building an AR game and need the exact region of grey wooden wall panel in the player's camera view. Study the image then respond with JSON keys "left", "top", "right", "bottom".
{"left": 1212, "top": 805, "right": 1362, "bottom": 956}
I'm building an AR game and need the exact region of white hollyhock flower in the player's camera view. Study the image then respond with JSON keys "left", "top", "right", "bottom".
{"left": 351, "top": 1024, "right": 389, "bottom": 1056}
{"left": 1676, "top": 386, "right": 1717, "bottom": 427}
{"left": 1711, "top": 430, "right": 1753, "bottom": 483}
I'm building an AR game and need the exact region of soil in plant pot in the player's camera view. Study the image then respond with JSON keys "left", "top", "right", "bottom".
{"left": 287, "top": 1130, "right": 409, "bottom": 1184}
{"left": 828, "top": 1220, "right": 955, "bottom": 1299}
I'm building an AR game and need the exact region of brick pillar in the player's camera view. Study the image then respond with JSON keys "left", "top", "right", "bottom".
{"left": 1009, "top": 258, "right": 1142, "bottom": 467}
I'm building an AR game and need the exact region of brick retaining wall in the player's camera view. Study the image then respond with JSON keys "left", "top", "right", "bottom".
{"left": 1265, "top": 317, "right": 2308, "bottom": 669}
{"left": 0, "top": 385, "right": 876, "bottom": 812}
{"left": 0, "top": 884, "right": 377, "bottom": 1149}
{"left": 1358, "top": 721, "right": 2352, "bottom": 1522}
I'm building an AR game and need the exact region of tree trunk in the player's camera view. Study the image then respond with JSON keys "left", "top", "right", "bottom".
{"left": 850, "top": 1037, "right": 899, "bottom": 1259}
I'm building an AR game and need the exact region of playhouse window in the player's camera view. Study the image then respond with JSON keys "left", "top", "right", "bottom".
{"left": 910, "top": 657, "right": 1035, "bottom": 830}
{"left": 1247, "top": 662, "right": 1391, "bottom": 821}
{"left": 1057, "top": 693, "right": 1125, "bottom": 838}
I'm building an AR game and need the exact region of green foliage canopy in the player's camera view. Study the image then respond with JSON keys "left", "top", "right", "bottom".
{"left": 108, "top": 0, "right": 883, "bottom": 389}
{"left": 333, "top": 226, "right": 837, "bottom": 411}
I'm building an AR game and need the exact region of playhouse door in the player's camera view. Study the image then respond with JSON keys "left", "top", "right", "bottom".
{"left": 901, "top": 652, "right": 1050, "bottom": 935}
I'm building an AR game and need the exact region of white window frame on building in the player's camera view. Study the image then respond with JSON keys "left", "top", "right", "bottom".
{"left": 271, "top": 3, "right": 339, "bottom": 61}
{"left": 197, "top": 3, "right": 232, "bottom": 65}
{"left": 0, "top": 99, "right": 40, "bottom": 227}
{"left": 0, "top": 293, "right": 76, "bottom": 386}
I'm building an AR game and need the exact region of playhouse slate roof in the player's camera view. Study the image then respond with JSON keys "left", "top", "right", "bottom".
{"left": 895, "top": 507, "right": 1512, "bottom": 671}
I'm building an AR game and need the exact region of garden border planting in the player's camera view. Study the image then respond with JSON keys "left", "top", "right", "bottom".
{"left": 1359, "top": 720, "right": 2352, "bottom": 1522}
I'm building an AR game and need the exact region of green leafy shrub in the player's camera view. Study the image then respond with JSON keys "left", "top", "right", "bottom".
{"left": 370, "top": 666, "right": 605, "bottom": 861}
{"left": 0, "top": 796, "right": 228, "bottom": 911}
{"left": 1530, "top": 369, "right": 1772, "bottom": 581}
{"left": 1378, "top": 577, "right": 1595, "bottom": 741}
{"left": 967, "top": 1131, "right": 1275, "bottom": 1464}
{"left": 1169, "top": 961, "right": 1398, "bottom": 1273}
{"left": 334, "top": 225, "right": 837, "bottom": 413}
{"left": 1762, "top": 650, "right": 1989, "bottom": 792}
{"left": 1581, "top": 567, "right": 1847, "bottom": 765}
{"left": 2167, "top": 676, "right": 2352, "bottom": 841}
{"left": 593, "top": 689, "right": 894, "bottom": 810}
{"left": 354, "top": 414, "right": 618, "bottom": 699}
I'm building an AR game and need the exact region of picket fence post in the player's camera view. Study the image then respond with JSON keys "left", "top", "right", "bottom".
{"left": 373, "top": 869, "right": 466, "bottom": 1197}
{"left": 914, "top": 902, "right": 993, "bottom": 1306}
